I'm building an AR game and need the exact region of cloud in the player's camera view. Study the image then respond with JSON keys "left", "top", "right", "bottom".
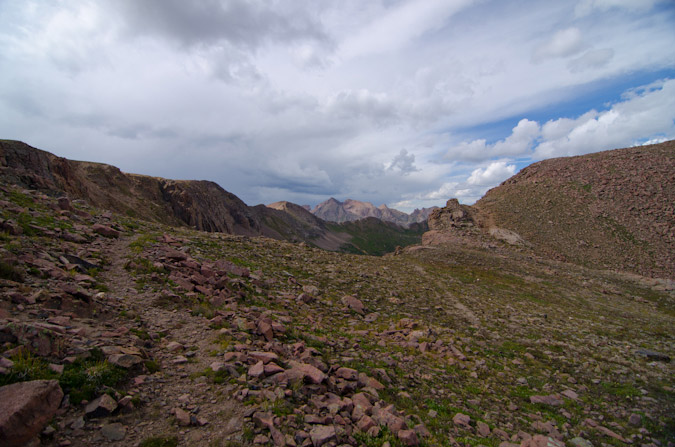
{"left": 445, "top": 119, "right": 540, "bottom": 161}
{"left": 467, "top": 161, "right": 516, "bottom": 186}
{"left": 339, "top": 0, "right": 476, "bottom": 59}
{"left": 388, "top": 149, "right": 418, "bottom": 174}
{"left": 575, "top": 0, "right": 661, "bottom": 17}
{"left": 115, "top": 0, "right": 329, "bottom": 50}
{"left": 532, "top": 27, "right": 584, "bottom": 63}
{"left": 534, "top": 78, "right": 675, "bottom": 158}
{"left": 567, "top": 48, "right": 614, "bottom": 72}
{"left": 1, "top": 1, "right": 674, "bottom": 213}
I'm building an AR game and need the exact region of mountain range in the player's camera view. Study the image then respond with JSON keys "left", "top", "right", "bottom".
{"left": 1, "top": 138, "right": 673, "bottom": 278}
{"left": 0, "top": 140, "right": 424, "bottom": 256}
{"left": 310, "top": 198, "right": 437, "bottom": 227}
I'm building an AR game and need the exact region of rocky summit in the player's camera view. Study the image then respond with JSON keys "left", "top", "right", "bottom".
{"left": 0, "top": 140, "right": 673, "bottom": 447}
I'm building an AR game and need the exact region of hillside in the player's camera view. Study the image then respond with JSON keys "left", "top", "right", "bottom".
{"left": 0, "top": 140, "right": 419, "bottom": 256}
{"left": 471, "top": 140, "right": 675, "bottom": 279}
{"left": 312, "top": 198, "right": 436, "bottom": 228}
{"left": 0, "top": 180, "right": 672, "bottom": 447}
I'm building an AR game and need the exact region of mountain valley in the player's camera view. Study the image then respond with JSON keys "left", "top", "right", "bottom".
{"left": 0, "top": 140, "right": 673, "bottom": 447}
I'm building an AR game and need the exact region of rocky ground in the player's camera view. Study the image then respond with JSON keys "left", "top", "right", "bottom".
{"left": 0, "top": 182, "right": 673, "bottom": 447}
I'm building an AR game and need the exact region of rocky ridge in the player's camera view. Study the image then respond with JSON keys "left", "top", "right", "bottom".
{"left": 1, "top": 179, "right": 673, "bottom": 447}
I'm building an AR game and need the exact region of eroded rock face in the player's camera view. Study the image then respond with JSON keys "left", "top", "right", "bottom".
{"left": 427, "top": 199, "right": 476, "bottom": 231}
{"left": 0, "top": 380, "right": 64, "bottom": 447}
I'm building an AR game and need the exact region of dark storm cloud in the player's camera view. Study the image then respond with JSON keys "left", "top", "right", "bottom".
{"left": 115, "top": 0, "right": 330, "bottom": 50}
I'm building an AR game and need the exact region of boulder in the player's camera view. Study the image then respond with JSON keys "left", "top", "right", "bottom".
{"left": 520, "top": 435, "right": 565, "bottom": 447}
{"left": 398, "top": 429, "right": 420, "bottom": 446}
{"left": 529, "top": 395, "right": 563, "bottom": 406}
{"left": 0, "top": 380, "right": 63, "bottom": 447}
{"left": 341, "top": 295, "right": 365, "bottom": 314}
{"left": 309, "top": 425, "right": 336, "bottom": 447}
{"left": 85, "top": 394, "right": 118, "bottom": 418}
{"left": 453, "top": 413, "right": 471, "bottom": 429}
{"left": 92, "top": 224, "right": 120, "bottom": 238}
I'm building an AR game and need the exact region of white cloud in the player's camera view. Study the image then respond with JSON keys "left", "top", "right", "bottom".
{"left": 534, "top": 78, "right": 675, "bottom": 158}
{"left": 532, "top": 28, "right": 584, "bottom": 63}
{"left": 446, "top": 119, "right": 540, "bottom": 161}
{"left": 339, "top": 0, "right": 475, "bottom": 59}
{"left": 567, "top": 48, "right": 614, "bottom": 72}
{"left": 467, "top": 161, "right": 516, "bottom": 186}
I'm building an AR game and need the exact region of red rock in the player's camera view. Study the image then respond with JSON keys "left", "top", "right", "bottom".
{"left": 0, "top": 380, "right": 63, "bottom": 447}
{"left": 341, "top": 295, "right": 365, "bottom": 314}
{"left": 335, "top": 367, "right": 358, "bottom": 381}
{"left": 302, "top": 285, "right": 320, "bottom": 295}
{"left": 288, "top": 361, "right": 325, "bottom": 384}
{"left": 253, "top": 412, "right": 274, "bottom": 429}
{"left": 257, "top": 320, "right": 274, "bottom": 342}
{"left": 250, "top": 351, "right": 279, "bottom": 364}
{"left": 85, "top": 394, "right": 118, "bottom": 418}
{"left": 210, "top": 362, "right": 226, "bottom": 373}
{"left": 357, "top": 415, "right": 376, "bottom": 432}
{"left": 358, "top": 373, "right": 385, "bottom": 390}
{"left": 297, "top": 293, "right": 316, "bottom": 304}
{"left": 398, "top": 429, "right": 420, "bottom": 446}
{"left": 477, "top": 421, "right": 491, "bottom": 437}
{"left": 453, "top": 413, "right": 471, "bottom": 428}
{"left": 529, "top": 395, "right": 563, "bottom": 406}
{"left": 520, "top": 435, "right": 565, "bottom": 447}
{"left": 351, "top": 393, "right": 373, "bottom": 414}
{"left": 164, "top": 248, "right": 188, "bottom": 261}
{"left": 248, "top": 361, "right": 265, "bottom": 379}
{"left": 108, "top": 353, "right": 143, "bottom": 369}
{"left": 309, "top": 425, "right": 336, "bottom": 447}
{"left": 561, "top": 389, "right": 578, "bottom": 400}
{"left": 270, "top": 427, "right": 286, "bottom": 446}
{"left": 92, "top": 224, "right": 120, "bottom": 238}
{"left": 264, "top": 362, "right": 285, "bottom": 376}
{"left": 596, "top": 426, "right": 629, "bottom": 443}
{"left": 174, "top": 408, "right": 191, "bottom": 426}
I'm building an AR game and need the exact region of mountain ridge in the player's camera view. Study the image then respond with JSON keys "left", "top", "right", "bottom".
{"left": 0, "top": 140, "right": 423, "bottom": 255}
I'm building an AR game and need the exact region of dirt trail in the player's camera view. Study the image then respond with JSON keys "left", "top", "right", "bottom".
{"left": 88, "top": 235, "right": 246, "bottom": 446}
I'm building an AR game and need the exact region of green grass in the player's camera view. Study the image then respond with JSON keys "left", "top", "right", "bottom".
{"left": 0, "top": 350, "right": 57, "bottom": 386}
{"left": 328, "top": 219, "right": 424, "bottom": 256}
{"left": 0, "top": 260, "right": 23, "bottom": 282}
{"left": 601, "top": 381, "right": 641, "bottom": 398}
{"left": 353, "top": 426, "right": 405, "bottom": 447}
{"left": 139, "top": 436, "right": 179, "bottom": 447}
{"left": 58, "top": 348, "right": 128, "bottom": 404}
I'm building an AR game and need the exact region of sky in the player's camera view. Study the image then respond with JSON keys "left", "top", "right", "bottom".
{"left": 1, "top": 0, "right": 674, "bottom": 212}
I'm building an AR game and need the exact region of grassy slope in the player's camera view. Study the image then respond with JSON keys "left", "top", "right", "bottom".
{"left": 328, "top": 218, "right": 425, "bottom": 256}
